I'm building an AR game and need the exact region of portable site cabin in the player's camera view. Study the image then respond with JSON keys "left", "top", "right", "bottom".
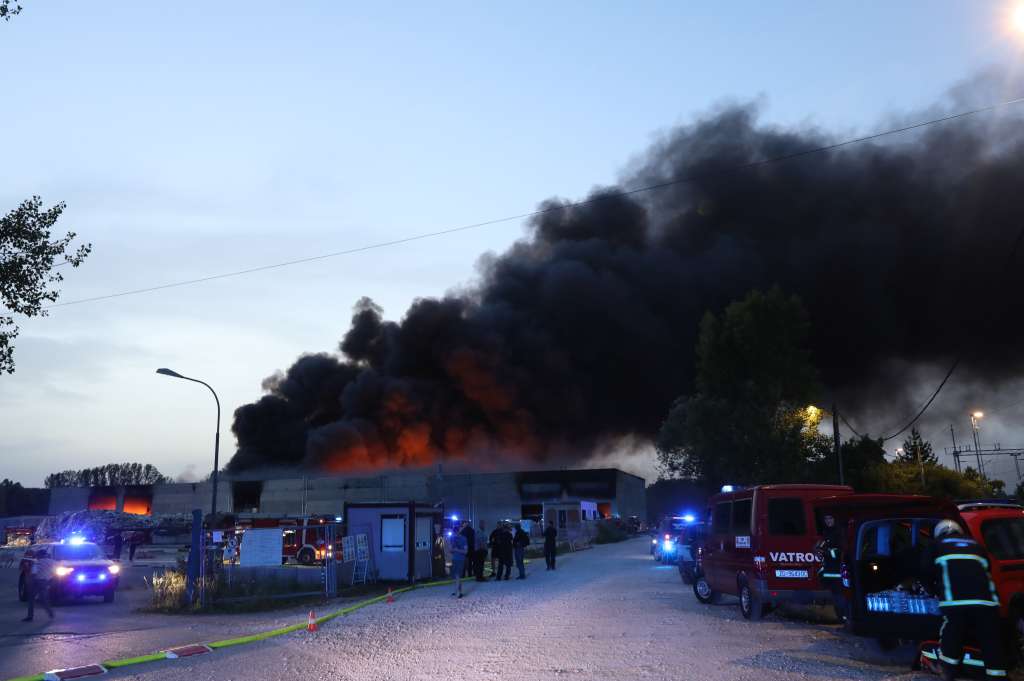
{"left": 343, "top": 502, "right": 443, "bottom": 582}
{"left": 543, "top": 500, "right": 598, "bottom": 528}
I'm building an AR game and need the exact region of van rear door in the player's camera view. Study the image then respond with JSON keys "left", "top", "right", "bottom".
{"left": 761, "top": 495, "right": 820, "bottom": 591}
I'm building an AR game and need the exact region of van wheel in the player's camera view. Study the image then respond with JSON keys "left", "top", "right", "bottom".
{"left": 17, "top": 576, "right": 27, "bottom": 603}
{"left": 693, "top": 574, "right": 720, "bottom": 604}
{"left": 739, "top": 584, "right": 765, "bottom": 621}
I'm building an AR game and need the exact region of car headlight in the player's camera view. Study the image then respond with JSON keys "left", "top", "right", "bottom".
{"left": 663, "top": 541, "right": 674, "bottom": 552}
{"left": 108, "top": 565, "right": 121, "bottom": 575}
{"left": 652, "top": 539, "right": 657, "bottom": 545}
{"left": 54, "top": 566, "right": 74, "bottom": 577}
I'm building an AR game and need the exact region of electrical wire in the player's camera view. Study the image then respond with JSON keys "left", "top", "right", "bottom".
{"left": 843, "top": 199, "right": 1024, "bottom": 440}
{"left": 37, "top": 95, "right": 1024, "bottom": 311}
{"left": 878, "top": 357, "right": 961, "bottom": 441}
{"left": 838, "top": 413, "right": 865, "bottom": 440}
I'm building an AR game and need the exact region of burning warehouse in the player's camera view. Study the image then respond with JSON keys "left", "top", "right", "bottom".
{"left": 44, "top": 468, "right": 646, "bottom": 528}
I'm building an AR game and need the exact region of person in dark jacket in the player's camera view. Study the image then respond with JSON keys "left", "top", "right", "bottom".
{"left": 927, "top": 519, "right": 1006, "bottom": 681}
{"left": 543, "top": 521, "right": 558, "bottom": 570}
{"left": 488, "top": 525, "right": 503, "bottom": 579}
{"left": 22, "top": 549, "right": 54, "bottom": 622}
{"left": 128, "top": 532, "right": 143, "bottom": 562}
{"left": 816, "top": 514, "right": 846, "bottom": 620}
{"left": 513, "top": 523, "right": 530, "bottom": 579}
{"left": 459, "top": 521, "right": 475, "bottom": 579}
{"left": 474, "top": 521, "right": 488, "bottom": 582}
{"left": 495, "top": 523, "right": 514, "bottom": 580}
{"left": 110, "top": 532, "right": 124, "bottom": 561}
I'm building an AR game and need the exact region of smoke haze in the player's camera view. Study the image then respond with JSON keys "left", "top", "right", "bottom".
{"left": 229, "top": 72, "right": 1024, "bottom": 475}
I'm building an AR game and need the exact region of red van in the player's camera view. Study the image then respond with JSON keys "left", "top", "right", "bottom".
{"left": 693, "top": 484, "right": 853, "bottom": 619}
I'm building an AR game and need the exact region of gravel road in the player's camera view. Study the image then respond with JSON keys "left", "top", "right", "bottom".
{"left": 82, "top": 537, "right": 980, "bottom": 681}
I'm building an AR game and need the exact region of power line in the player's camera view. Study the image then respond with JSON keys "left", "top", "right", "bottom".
{"left": 40, "top": 94, "right": 1024, "bottom": 311}
{"left": 878, "top": 357, "right": 961, "bottom": 441}
{"left": 841, "top": 188, "right": 1024, "bottom": 441}
{"left": 838, "top": 412, "right": 865, "bottom": 440}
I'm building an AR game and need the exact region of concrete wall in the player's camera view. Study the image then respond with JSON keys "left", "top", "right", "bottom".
{"left": 614, "top": 471, "right": 646, "bottom": 520}
{"left": 151, "top": 482, "right": 232, "bottom": 516}
{"left": 48, "top": 487, "right": 91, "bottom": 515}
{"left": 257, "top": 473, "right": 435, "bottom": 516}
{"left": 439, "top": 473, "right": 521, "bottom": 531}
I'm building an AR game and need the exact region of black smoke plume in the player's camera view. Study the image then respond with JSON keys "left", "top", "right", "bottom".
{"left": 229, "top": 74, "right": 1024, "bottom": 473}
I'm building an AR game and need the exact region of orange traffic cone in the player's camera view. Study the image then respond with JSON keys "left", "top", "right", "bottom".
{"left": 386, "top": 587, "right": 395, "bottom": 604}
{"left": 307, "top": 610, "right": 318, "bottom": 632}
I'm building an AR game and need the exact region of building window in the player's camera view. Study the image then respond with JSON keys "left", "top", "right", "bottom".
{"left": 558, "top": 510, "right": 567, "bottom": 529}
{"left": 381, "top": 515, "right": 406, "bottom": 553}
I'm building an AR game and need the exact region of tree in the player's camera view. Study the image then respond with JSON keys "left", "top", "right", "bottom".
{"left": 860, "top": 461, "right": 1002, "bottom": 498}
{"left": 1, "top": 198, "right": 91, "bottom": 374}
{"left": 0, "top": 1, "right": 21, "bottom": 21}
{"left": 897, "top": 428, "right": 938, "bottom": 466}
{"left": 2, "top": 8, "right": 91, "bottom": 374}
{"left": 44, "top": 463, "right": 170, "bottom": 488}
{"left": 656, "top": 288, "right": 822, "bottom": 488}
{"left": 645, "top": 478, "right": 710, "bottom": 525}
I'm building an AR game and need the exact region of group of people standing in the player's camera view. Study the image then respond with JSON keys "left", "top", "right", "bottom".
{"left": 447, "top": 519, "right": 558, "bottom": 598}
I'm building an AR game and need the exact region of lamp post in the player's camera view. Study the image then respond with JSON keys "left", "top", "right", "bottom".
{"left": 970, "top": 411, "right": 985, "bottom": 476}
{"left": 157, "top": 368, "right": 221, "bottom": 521}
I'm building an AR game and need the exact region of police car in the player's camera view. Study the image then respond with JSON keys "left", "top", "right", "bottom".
{"left": 18, "top": 539, "right": 120, "bottom": 603}
{"left": 651, "top": 515, "right": 692, "bottom": 562}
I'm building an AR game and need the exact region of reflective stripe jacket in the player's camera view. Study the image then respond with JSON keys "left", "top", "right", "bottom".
{"left": 817, "top": 527, "right": 843, "bottom": 580}
{"left": 929, "top": 536, "right": 999, "bottom": 608}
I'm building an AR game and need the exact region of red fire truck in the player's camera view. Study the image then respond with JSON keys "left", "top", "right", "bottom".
{"left": 236, "top": 515, "right": 339, "bottom": 565}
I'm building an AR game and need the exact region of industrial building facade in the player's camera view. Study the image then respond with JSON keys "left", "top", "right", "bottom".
{"left": 44, "top": 468, "right": 646, "bottom": 529}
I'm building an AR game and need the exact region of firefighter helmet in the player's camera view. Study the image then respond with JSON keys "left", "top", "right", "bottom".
{"left": 934, "top": 519, "right": 965, "bottom": 539}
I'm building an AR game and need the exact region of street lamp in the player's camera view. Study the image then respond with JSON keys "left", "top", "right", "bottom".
{"left": 156, "top": 368, "right": 221, "bottom": 521}
{"left": 970, "top": 411, "right": 985, "bottom": 476}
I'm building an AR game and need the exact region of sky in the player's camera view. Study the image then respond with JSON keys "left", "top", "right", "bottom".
{"left": 3, "top": 0, "right": 1024, "bottom": 488}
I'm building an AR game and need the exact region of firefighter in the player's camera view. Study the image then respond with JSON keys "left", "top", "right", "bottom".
{"left": 928, "top": 519, "right": 1006, "bottom": 680}
{"left": 816, "top": 513, "right": 846, "bottom": 620}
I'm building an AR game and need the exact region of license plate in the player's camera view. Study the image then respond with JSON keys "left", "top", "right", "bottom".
{"left": 774, "top": 569, "right": 809, "bottom": 578}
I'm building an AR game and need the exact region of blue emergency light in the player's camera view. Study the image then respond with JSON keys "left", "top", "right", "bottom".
{"left": 721, "top": 485, "right": 735, "bottom": 493}
{"left": 67, "top": 535, "right": 86, "bottom": 545}
{"left": 682, "top": 514, "right": 696, "bottom": 523}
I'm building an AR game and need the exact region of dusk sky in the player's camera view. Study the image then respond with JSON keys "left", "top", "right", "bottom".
{"left": 3, "top": 1, "right": 1024, "bottom": 487}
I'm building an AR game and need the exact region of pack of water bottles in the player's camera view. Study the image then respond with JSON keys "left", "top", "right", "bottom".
{"left": 865, "top": 589, "right": 940, "bottom": 616}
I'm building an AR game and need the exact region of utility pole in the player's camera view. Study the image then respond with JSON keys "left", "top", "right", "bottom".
{"left": 915, "top": 441, "right": 926, "bottom": 489}
{"left": 950, "top": 424, "right": 961, "bottom": 473}
{"left": 832, "top": 403, "right": 844, "bottom": 485}
{"left": 970, "top": 412, "right": 985, "bottom": 476}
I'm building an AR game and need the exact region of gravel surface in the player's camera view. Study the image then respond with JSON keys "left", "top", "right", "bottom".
{"left": 82, "top": 537, "right": 996, "bottom": 681}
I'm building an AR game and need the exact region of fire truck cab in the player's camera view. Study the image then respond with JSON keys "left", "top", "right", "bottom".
{"left": 239, "top": 516, "right": 337, "bottom": 566}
